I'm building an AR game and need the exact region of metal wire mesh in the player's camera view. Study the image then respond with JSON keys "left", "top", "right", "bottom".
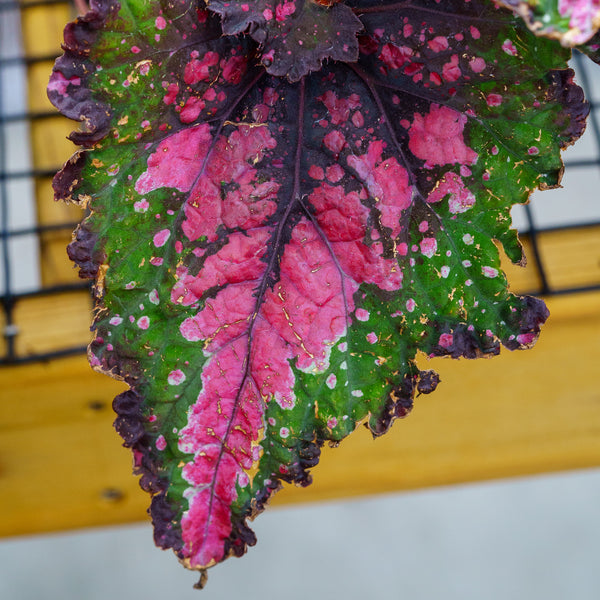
{"left": 0, "top": 0, "right": 599, "bottom": 365}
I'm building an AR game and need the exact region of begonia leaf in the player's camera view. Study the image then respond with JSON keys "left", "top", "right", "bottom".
{"left": 206, "top": 0, "right": 363, "bottom": 80}
{"left": 497, "top": 0, "right": 600, "bottom": 46}
{"left": 579, "top": 30, "right": 600, "bottom": 62}
{"left": 49, "top": 0, "right": 589, "bottom": 579}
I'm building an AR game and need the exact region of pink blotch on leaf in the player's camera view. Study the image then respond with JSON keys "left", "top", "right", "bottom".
{"left": 179, "top": 96, "right": 205, "bottom": 123}
{"left": 222, "top": 55, "right": 248, "bottom": 84}
{"left": 355, "top": 308, "right": 370, "bottom": 321}
{"left": 442, "top": 54, "right": 461, "bottom": 82}
{"left": 516, "top": 332, "right": 536, "bottom": 345}
{"left": 153, "top": 228, "right": 171, "bottom": 248}
{"left": 420, "top": 237, "right": 437, "bottom": 258}
{"left": 346, "top": 141, "right": 412, "bottom": 238}
{"left": 308, "top": 182, "right": 403, "bottom": 291}
{"left": 323, "top": 130, "right": 346, "bottom": 154}
{"left": 408, "top": 105, "right": 478, "bottom": 168}
{"left": 428, "top": 36, "right": 448, "bottom": 52}
{"left": 469, "top": 57, "right": 486, "bottom": 73}
{"left": 379, "top": 43, "right": 413, "bottom": 70}
{"left": 326, "top": 164, "right": 344, "bottom": 183}
{"left": 427, "top": 172, "right": 476, "bottom": 214}
{"left": 309, "top": 165, "right": 325, "bottom": 180}
{"left": 486, "top": 93, "right": 503, "bottom": 107}
{"left": 182, "top": 126, "right": 278, "bottom": 242}
{"left": 430, "top": 72, "right": 442, "bottom": 86}
{"left": 263, "top": 88, "right": 279, "bottom": 106}
{"left": 352, "top": 111, "right": 365, "bottom": 128}
{"left": 470, "top": 26, "right": 481, "bottom": 39}
{"left": 439, "top": 333, "right": 453, "bottom": 349}
{"left": 168, "top": 369, "right": 186, "bottom": 386}
{"left": 203, "top": 87, "right": 217, "bottom": 102}
{"left": 135, "top": 125, "right": 212, "bottom": 195}
{"left": 48, "top": 71, "right": 81, "bottom": 97}
{"left": 502, "top": 39, "right": 518, "bottom": 56}
{"left": 482, "top": 266, "right": 499, "bottom": 278}
{"left": 184, "top": 52, "right": 219, "bottom": 85}
{"left": 163, "top": 83, "right": 178, "bottom": 105}
{"left": 275, "top": 1, "right": 296, "bottom": 22}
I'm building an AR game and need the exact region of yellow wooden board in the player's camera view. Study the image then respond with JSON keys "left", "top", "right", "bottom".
{"left": 12, "top": 291, "right": 92, "bottom": 357}
{"left": 0, "top": 292, "right": 598, "bottom": 537}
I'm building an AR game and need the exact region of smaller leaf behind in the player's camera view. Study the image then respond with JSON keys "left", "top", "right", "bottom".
{"left": 497, "top": 0, "right": 600, "bottom": 46}
{"left": 207, "top": 0, "right": 363, "bottom": 80}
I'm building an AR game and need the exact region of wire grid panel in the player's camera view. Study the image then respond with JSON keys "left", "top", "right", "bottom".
{"left": 0, "top": 0, "right": 599, "bottom": 365}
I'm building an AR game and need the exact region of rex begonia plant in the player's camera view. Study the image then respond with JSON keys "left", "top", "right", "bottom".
{"left": 48, "top": 0, "right": 600, "bottom": 585}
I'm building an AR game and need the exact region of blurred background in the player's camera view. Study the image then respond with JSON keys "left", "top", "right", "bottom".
{"left": 1, "top": 1, "right": 599, "bottom": 598}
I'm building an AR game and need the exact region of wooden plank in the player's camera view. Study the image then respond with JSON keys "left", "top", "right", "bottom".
{"left": 19, "top": 2, "right": 72, "bottom": 60}
{"left": 12, "top": 290, "right": 91, "bottom": 357}
{"left": 29, "top": 116, "right": 74, "bottom": 173}
{"left": 542, "top": 226, "right": 600, "bottom": 290}
{"left": 0, "top": 292, "right": 598, "bottom": 537}
{"left": 0, "top": 306, "right": 5, "bottom": 359}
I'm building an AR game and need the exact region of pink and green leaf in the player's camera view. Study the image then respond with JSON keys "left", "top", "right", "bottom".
{"left": 497, "top": 0, "right": 600, "bottom": 46}
{"left": 49, "top": 0, "right": 589, "bottom": 576}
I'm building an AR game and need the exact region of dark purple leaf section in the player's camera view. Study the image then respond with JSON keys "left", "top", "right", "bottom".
{"left": 49, "top": 0, "right": 589, "bottom": 578}
{"left": 207, "top": 0, "right": 362, "bottom": 80}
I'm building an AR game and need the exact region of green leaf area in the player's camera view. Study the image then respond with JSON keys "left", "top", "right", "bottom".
{"left": 49, "top": 0, "right": 587, "bottom": 576}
